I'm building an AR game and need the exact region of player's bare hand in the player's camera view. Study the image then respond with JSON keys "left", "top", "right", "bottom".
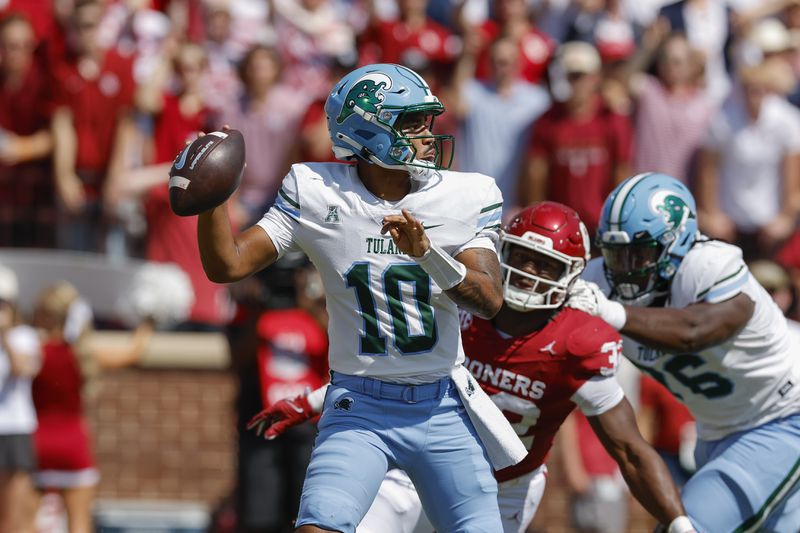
{"left": 381, "top": 209, "right": 430, "bottom": 257}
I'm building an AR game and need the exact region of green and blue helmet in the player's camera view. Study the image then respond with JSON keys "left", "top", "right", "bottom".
{"left": 325, "top": 63, "right": 453, "bottom": 172}
{"left": 597, "top": 172, "right": 698, "bottom": 306}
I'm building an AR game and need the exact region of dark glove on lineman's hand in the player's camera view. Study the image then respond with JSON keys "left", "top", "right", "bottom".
{"left": 246, "top": 394, "right": 315, "bottom": 440}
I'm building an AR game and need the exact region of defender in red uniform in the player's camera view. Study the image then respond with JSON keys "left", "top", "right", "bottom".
{"left": 249, "top": 203, "right": 692, "bottom": 533}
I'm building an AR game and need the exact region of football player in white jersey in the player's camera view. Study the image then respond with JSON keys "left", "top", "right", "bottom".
{"left": 569, "top": 172, "right": 800, "bottom": 532}
{"left": 196, "top": 63, "right": 525, "bottom": 532}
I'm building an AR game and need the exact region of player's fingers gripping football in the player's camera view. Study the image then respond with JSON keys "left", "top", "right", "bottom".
{"left": 380, "top": 209, "right": 430, "bottom": 257}
{"left": 245, "top": 394, "right": 314, "bottom": 440}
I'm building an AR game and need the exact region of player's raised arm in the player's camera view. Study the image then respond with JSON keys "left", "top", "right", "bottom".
{"left": 381, "top": 209, "right": 503, "bottom": 319}
{"left": 587, "top": 398, "right": 693, "bottom": 531}
{"left": 197, "top": 206, "right": 279, "bottom": 283}
{"left": 165, "top": 127, "right": 281, "bottom": 283}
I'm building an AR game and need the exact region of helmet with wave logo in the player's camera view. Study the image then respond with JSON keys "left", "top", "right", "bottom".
{"left": 596, "top": 172, "right": 698, "bottom": 306}
{"left": 325, "top": 63, "right": 454, "bottom": 173}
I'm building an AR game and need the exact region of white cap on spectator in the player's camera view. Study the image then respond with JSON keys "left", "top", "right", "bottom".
{"left": 558, "top": 41, "right": 602, "bottom": 74}
{"left": 0, "top": 265, "right": 18, "bottom": 302}
{"left": 749, "top": 18, "right": 796, "bottom": 54}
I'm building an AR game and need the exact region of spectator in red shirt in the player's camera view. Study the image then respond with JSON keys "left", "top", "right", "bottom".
{"left": 359, "top": 0, "right": 460, "bottom": 66}
{"left": 30, "top": 281, "right": 153, "bottom": 533}
{"left": 520, "top": 41, "right": 633, "bottom": 237}
{"left": 0, "top": 0, "right": 55, "bottom": 42}
{"left": 0, "top": 13, "right": 55, "bottom": 247}
{"left": 50, "top": 0, "right": 137, "bottom": 252}
{"left": 470, "top": 0, "right": 555, "bottom": 85}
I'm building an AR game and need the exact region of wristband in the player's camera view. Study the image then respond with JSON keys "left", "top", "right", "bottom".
{"left": 603, "top": 300, "right": 627, "bottom": 331}
{"left": 667, "top": 516, "right": 695, "bottom": 533}
{"left": 306, "top": 384, "right": 329, "bottom": 414}
{"left": 414, "top": 243, "right": 467, "bottom": 290}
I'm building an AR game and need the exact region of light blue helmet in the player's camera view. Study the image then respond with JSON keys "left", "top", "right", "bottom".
{"left": 596, "top": 172, "right": 698, "bottom": 306}
{"left": 325, "top": 63, "right": 454, "bottom": 171}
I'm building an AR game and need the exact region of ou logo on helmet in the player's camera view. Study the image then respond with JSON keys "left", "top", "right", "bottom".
{"left": 336, "top": 72, "right": 393, "bottom": 124}
{"left": 649, "top": 189, "right": 694, "bottom": 232}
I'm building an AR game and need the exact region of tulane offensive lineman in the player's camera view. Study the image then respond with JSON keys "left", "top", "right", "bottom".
{"left": 196, "top": 64, "right": 524, "bottom": 532}
{"left": 571, "top": 172, "right": 800, "bottom": 532}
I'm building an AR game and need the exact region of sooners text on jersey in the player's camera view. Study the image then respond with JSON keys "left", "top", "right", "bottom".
{"left": 461, "top": 308, "right": 621, "bottom": 482}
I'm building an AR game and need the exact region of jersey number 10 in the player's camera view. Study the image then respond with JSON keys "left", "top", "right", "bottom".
{"left": 346, "top": 263, "right": 438, "bottom": 355}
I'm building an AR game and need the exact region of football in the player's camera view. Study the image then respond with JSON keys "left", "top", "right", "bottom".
{"left": 168, "top": 129, "right": 246, "bottom": 216}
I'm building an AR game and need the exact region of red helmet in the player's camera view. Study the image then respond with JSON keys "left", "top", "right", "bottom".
{"left": 500, "top": 202, "right": 590, "bottom": 311}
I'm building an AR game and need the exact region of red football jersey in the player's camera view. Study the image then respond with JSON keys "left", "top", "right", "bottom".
{"left": 461, "top": 308, "right": 622, "bottom": 482}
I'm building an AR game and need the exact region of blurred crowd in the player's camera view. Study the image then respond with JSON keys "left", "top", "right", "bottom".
{"left": 5, "top": 0, "right": 800, "bottom": 531}
{"left": 2, "top": 0, "right": 800, "bottom": 326}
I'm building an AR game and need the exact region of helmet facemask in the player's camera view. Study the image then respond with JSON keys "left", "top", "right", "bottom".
{"left": 500, "top": 232, "right": 586, "bottom": 312}
{"left": 600, "top": 237, "right": 672, "bottom": 306}
{"left": 377, "top": 104, "right": 454, "bottom": 171}
{"left": 334, "top": 101, "right": 454, "bottom": 173}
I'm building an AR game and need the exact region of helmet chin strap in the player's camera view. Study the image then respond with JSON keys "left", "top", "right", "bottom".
{"left": 505, "top": 286, "right": 546, "bottom": 312}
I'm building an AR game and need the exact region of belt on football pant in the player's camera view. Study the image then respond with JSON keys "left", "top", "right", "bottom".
{"left": 330, "top": 371, "right": 451, "bottom": 403}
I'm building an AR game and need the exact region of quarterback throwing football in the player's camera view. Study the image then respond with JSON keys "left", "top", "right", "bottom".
{"left": 197, "top": 64, "right": 525, "bottom": 532}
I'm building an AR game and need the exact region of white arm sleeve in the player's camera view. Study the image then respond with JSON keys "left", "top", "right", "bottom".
{"left": 571, "top": 374, "right": 625, "bottom": 417}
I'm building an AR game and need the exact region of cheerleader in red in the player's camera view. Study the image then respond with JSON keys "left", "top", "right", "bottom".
{"left": 31, "top": 282, "right": 152, "bottom": 533}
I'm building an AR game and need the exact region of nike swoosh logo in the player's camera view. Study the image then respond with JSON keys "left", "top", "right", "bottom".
{"left": 422, "top": 224, "right": 444, "bottom": 230}
{"left": 173, "top": 145, "right": 190, "bottom": 170}
{"left": 288, "top": 402, "right": 304, "bottom": 413}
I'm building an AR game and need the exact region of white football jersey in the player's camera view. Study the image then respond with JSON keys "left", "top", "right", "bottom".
{"left": 257, "top": 163, "right": 503, "bottom": 383}
{"left": 584, "top": 238, "right": 800, "bottom": 440}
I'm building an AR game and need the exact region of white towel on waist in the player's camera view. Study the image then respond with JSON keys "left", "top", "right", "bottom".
{"left": 450, "top": 365, "right": 528, "bottom": 470}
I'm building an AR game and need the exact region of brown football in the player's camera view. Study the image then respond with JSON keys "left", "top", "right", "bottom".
{"left": 168, "top": 129, "right": 246, "bottom": 216}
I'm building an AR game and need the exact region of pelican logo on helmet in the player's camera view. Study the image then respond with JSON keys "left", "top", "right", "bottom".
{"left": 650, "top": 190, "right": 695, "bottom": 231}
{"left": 336, "top": 73, "right": 393, "bottom": 124}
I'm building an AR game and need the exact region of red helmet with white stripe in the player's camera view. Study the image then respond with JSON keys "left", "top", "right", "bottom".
{"left": 500, "top": 202, "right": 591, "bottom": 311}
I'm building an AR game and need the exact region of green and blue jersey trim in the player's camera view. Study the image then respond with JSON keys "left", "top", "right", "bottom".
{"left": 477, "top": 202, "right": 502, "bottom": 232}
{"left": 698, "top": 265, "right": 748, "bottom": 303}
{"left": 275, "top": 190, "right": 300, "bottom": 221}
{"left": 279, "top": 187, "right": 300, "bottom": 210}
